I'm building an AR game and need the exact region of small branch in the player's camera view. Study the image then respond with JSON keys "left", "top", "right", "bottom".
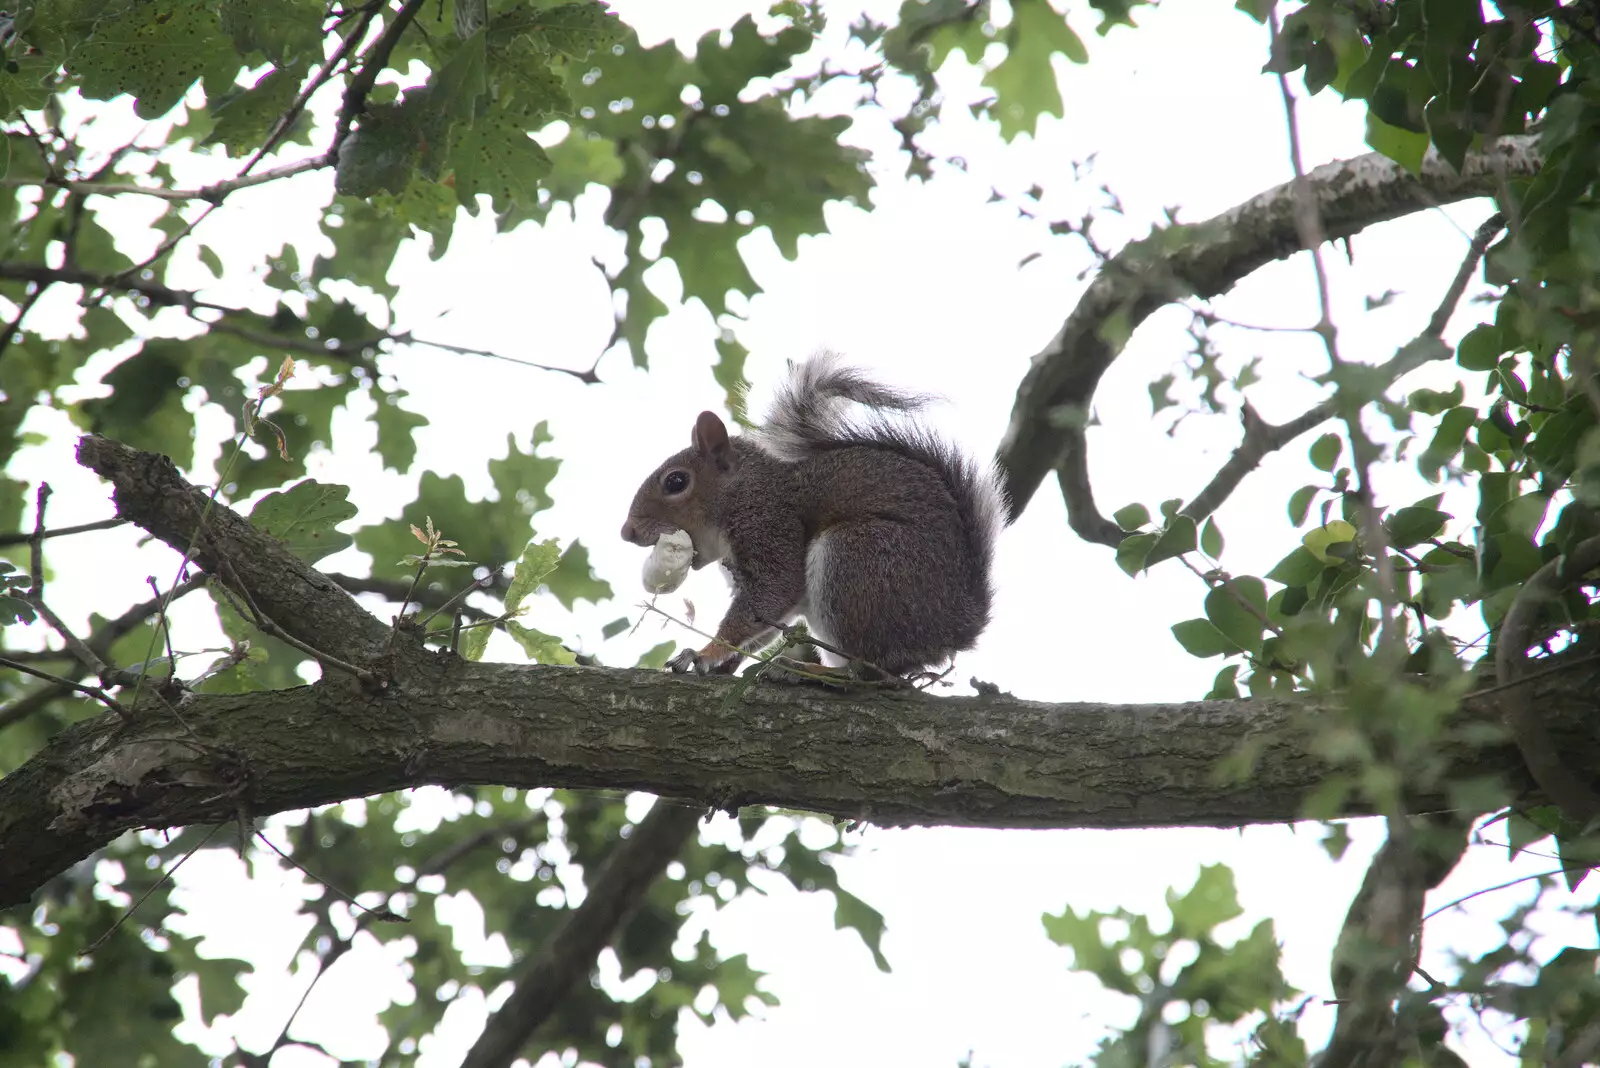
{"left": 81, "top": 824, "right": 222, "bottom": 954}
{"left": 1318, "top": 815, "right": 1469, "bottom": 1068}
{"left": 417, "top": 575, "right": 494, "bottom": 627}
{"left": 0, "top": 655, "right": 126, "bottom": 718}
{"left": 27, "top": 482, "right": 49, "bottom": 593}
{"left": 0, "top": 261, "right": 227, "bottom": 312}
{"left": 0, "top": 281, "right": 48, "bottom": 364}
{"left": 1422, "top": 213, "right": 1505, "bottom": 339}
{"left": 0, "top": 574, "right": 209, "bottom": 730}
{"left": 995, "top": 136, "right": 1541, "bottom": 531}
{"left": 398, "top": 332, "right": 602, "bottom": 383}
{"left": 248, "top": 7, "right": 380, "bottom": 175}
{"left": 1179, "top": 212, "right": 1504, "bottom": 528}
{"left": 256, "top": 830, "right": 402, "bottom": 922}
{"left": 331, "top": 0, "right": 429, "bottom": 152}
{"left": 330, "top": 571, "right": 499, "bottom": 621}
{"left": 0, "top": 156, "right": 328, "bottom": 204}
{"left": 209, "top": 559, "right": 375, "bottom": 684}
{"left": 1181, "top": 403, "right": 1330, "bottom": 526}
{"left": 1053, "top": 432, "right": 1125, "bottom": 547}
{"left": 0, "top": 516, "right": 126, "bottom": 547}
{"left": 459, "top": 802, "right": 704, "bottom": 1068}
{"left": 146, "top": 576, "right": 177, "bottom": 679}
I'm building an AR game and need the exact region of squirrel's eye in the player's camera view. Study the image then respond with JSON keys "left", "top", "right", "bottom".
{"left": 662, "top": 470, "right": 690, "bottom": 495}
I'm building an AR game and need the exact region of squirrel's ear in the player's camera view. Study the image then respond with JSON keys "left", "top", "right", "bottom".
{"left": 692, "top": 411, "right": 734, "bottom": 471}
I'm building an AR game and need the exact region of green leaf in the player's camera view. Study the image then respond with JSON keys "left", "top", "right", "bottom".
{"left": 602, "top": 617, "right": 631, "bottom": 640}
{"left": 1115, "top": 531, "right": 1158, "bottom": 577}
{"left": 1113, "top": 503, "right": 1151, "bottom": 531}
{"left": 831, "top": 886, "right": 890, "bottom": 973}
{"left": 1309, "top": 433, "right": 1341, "bottom": 472}
{"left": 373, "top": 387, "right": 429, "bottom": 473}
{"left": 1207, "top": 663, "right": 1241, "bottom": 698}
{"left": 1288, "top": 484, "right": 1319, "bottom": 527}
{"left": 507, "top": 621, "right": 577, "bottom": 665}
{"left": 68, "top": 2, "right": 244, "bottom": 120}
{"left": 1145, "top": 515, "right": 1197, "bottom": 568}
{"left": 204, "top": 68, "right": 301, "bottom": 155}
{"left": 1364, "top": 113, "right": 1429, "bottom": 174}
{"left": 1200, "top": 516, "right": 1224, "bottom": 558}
{"left": 982, "top": 0, "right": 1087, "bottom": 139}
{"left": 504, "top": 538, "right": 563, "bottom": 617}
{"left": 511, "top": 1, "right": 625, "bottom": 58}
{"left": 449, "top": 101, "right": 553, "bottom": 212}
{"left": 1408, "top": 382, "right": 1464, "bottom": 416}
{"left": 545, "top": 541, "right": 613, "bottom": 609}
{"left": 75, "top": 342, "right": 198, "bottom": 471}
{"left": 1419, "top": 406, "right": 1478, "bottom": 480}
{"left": 1267, "top": 545, "right": 1329, "bottom": 586}
{"left": 636, "top": 641, "right": 676, "bottom": 669}
{"left": 1172, "top": 618, "right": 1241, "bottom": 658}
{"left": 1167, "top": 863, "right": 1244, "bottom": 940}
{"left": 1384, "top": 506, "right": 1451, "bottom": 548}
{"left": 432, "top": 29, "right": 489, "bottom": 122}
{"left": 248, "top": 480, "right": 358, "bottom": 564}
{"left": 1204, "top": 578, "right": 1267, "bottom": 656}
{"left": 1040, "top": 905, "right": 1140, "bottom": 996}
{"left": 460, "top": 620, "right": 492, "bottom": 662}
{"left": 1303, "top": 520, "right": 1358, "bottom": 564}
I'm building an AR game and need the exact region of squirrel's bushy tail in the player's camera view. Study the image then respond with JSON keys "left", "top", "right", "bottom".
{"left": 752, "top": 350, "right": 1009, "bottom": 593}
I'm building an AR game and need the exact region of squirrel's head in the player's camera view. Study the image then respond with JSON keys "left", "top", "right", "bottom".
{"left": 621, "top": 410, "right": 737, "bottom": 569}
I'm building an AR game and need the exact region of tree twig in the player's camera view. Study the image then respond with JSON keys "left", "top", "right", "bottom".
{"left": 1178, "top": 212, "right": 1507, "bottom": 528}
{"left": 0, "top": 655, "right": 126, "bottom": 718}
{"left": 0, "top": 516, "right": 126, "bottom": 547}
{"left": 995, "top": 136, "right": 1541, "bottom": 536}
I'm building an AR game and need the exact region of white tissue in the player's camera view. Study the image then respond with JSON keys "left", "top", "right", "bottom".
{"left": 642, "top": 528, "right": 694, "bottom": 594}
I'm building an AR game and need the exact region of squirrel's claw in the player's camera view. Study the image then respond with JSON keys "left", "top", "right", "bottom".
{"left": 665, "top": 642, "right": 740, "bottom": 675}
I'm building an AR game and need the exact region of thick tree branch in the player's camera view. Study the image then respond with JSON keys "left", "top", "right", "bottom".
{"left": 2, "top": 436, "right": 1596, "bottom": 914}
{"left": 998, "top": 139, "right": 1541, "bottom": 537}
{"left": 460, "top": 803, "right": 703, "bottom": 1068}
{"left": 75, "top": 435, "right": 391, "bottom": 667}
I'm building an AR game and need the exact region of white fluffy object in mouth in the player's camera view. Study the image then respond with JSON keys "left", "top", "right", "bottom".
{"left": 642, "top": 528, "right": 694, "bottom": 594}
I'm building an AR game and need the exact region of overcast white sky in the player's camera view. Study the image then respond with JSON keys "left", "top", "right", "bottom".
{"left": 6, "top": 0, "right": 1597, "bottom": 1065}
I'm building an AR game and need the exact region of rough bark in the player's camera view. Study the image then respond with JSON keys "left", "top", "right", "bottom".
{"left": 0, "top": 435, "right": 1596, "bottom": 911}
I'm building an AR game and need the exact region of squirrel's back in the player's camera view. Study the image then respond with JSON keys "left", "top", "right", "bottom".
{"left": 748, "top": 352, "right": 1007, "bottom": 611}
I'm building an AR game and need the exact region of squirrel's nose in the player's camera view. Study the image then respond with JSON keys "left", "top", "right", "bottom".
{"left": 621, "top": 519, "right": 639, "bottom": 544}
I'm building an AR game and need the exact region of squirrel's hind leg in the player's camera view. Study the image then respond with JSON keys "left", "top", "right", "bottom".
{"left": 805, "top": 522, "right": 968, "bottom": 677}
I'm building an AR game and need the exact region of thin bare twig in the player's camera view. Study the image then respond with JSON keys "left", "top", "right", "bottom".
{"left": 0, "top": 516, "right": 126, "bottom": 547}
{"left": 0, "top": 655, "right": 126, "bottom": 717}
{"left": 0, "top": 574, "right": 208, "bottom": 730}
{"left": 1181, "top": 212, "right": 1507, "bottom": 527}
{"left": 1269, "top": 9, "right": 1403, "bottom": 655}
{"left": 146, "top": 576, "right": 177, "bottom": 679}
{"left": 209, "top": 558, "right": 375, "bottom": 683}
{"left": 81, "top": 825, "right": 223, "bottom": 955}
{"left": 255, "top": 831, "right": 403, "bottom": 922}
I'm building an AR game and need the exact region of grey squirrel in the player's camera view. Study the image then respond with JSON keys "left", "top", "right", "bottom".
{"left": 621, "top": 352, "right": 1006, "bottom": 677}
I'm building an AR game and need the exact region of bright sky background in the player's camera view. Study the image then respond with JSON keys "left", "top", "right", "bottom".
{"left": 6, "top": 0, "right": 1599, "bottom": 1065}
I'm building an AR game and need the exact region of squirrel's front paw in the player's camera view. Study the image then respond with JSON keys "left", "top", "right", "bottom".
{"left": 666, "top": 642, "right": 741, "bottom": 675}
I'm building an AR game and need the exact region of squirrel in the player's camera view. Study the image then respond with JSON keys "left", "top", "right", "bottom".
{"left": 621, "top": 352, "right": 1007, "bottom": 677}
